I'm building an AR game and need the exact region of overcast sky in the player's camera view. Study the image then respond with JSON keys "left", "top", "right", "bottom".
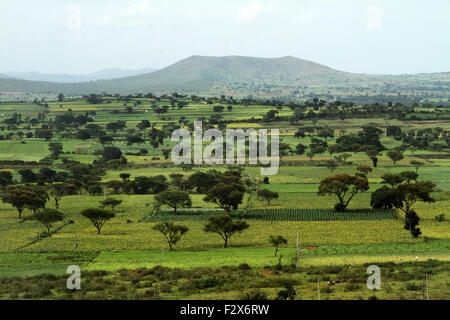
{"left": 1, "top": 0, "right": 449, "bottom": 75}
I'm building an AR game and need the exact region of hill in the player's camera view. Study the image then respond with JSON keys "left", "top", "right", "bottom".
{"left": 0, "top": 74, "right": 16, "bottom": 79}
{"left": 4, "top": 67, "right": 156, "bottom": 83}
{"left": 0, "top": 55, "right": 448, "bottom": 99}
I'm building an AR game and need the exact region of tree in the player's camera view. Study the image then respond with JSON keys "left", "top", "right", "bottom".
{"left": 136, "top": 120, "right": 151, "bottom": 130}
{"left": 213, "top": 105, "right": 225, "bottom": 113}
{"left": 49, "top": 183, "right": 77, "bottom": 209}
{"left": 130, "top": 175, "right": 169, "bottom": 194}
{"left": 35, "top": 129, "right": 53, "bottom": 140}
{"left": 318, "top": 174, "right": 369, "bottom": 212}
{"left": 76, "top": 130, "right": 91, "bottom": 140}
{"left": 0, "top": 171, "right": 13, "bottom": 187}
{"left": 81, "top": 208, "right": 115, "bottom": 235}
{"left": 102, "top": 146, "right": 122, "bottom": 161}
{"left": 87, "top": 184, "right": 104, "bottom": 196}
{"left": 106, "top": 121, "right": 126, "bottom": 134}
{"left": 203, "top": 215, "right": 249, "bottom": 248}
{"left": 381, "top": 173, "right": 404, "bottom": 188}
{"left": 370, "top": 186, "right": 401, "bottom": 209}
{"left": 410, "top": 160, "right": 424, "bottom": 173}
{"left": 416, "top": 180, "right": 436, "bottom": 193}
{"left": 99, "top": 135, "right": 114, "bottom": 145}
{"left": 317, "top": 127, "right": 334, "bottom": 140}
{"left": 99, "top": 198, "right": 123, "bottom": 211}
{"left": 268, "top": 235, "right": 287, "bottom": 256}
{"left": 325, "top": 160, "right": 339, "bottom": 173}
{"left": 386, "top": 126, "right": 402, "bottom": 138}
{"left": 154, "top": 190, "right": 192, "bottom": 213}
{"left": 86, "top": 94, "right": 103, "bottom": 104}
{"left": 162, "top": 149, "right": 171, "bottom": 160}
{"left": 276, "top": 284, "right": 297, "bottom": 300}
{"left": 152, "top": 222, "right": 189, "bottom": 251}
{"left": 18, "top": 169, "right": 37, "bottom": 183}
{"left": 48, "top": 142, "right": 63, "bottom": 159}
{"left": 356, "top": 164, "right": 372, "bottom": 178}
{"left": 58, "top": 93, "right": 64, "bottom": 102}
{"left": 404, "top": 210, "right": 421, "bottom": 238}
{"left": 399, "top": 171, "right": 418, "bottom": 183}
{"left": 279, "top": 143, "right": 293, "bottom": 157}
{"left": 306, "top": 151, "right": 315, "bottom": 162}
{"left": 295, "top": 143, "right": 306, "bottom": 155}
{"left": 37, "top": 167, "right": 57, "bottom": 183}
{"left": 106, "top": 180, "right": 123, "bottom": 194}
{"left": 2, "top": 189, "right": 37, "bottom": 219}
{"left": 203, "top": 183, "right": 246, "bottom": 215}
{"left": 126, "top": 134, "right": 145, "bottom": 146}
{"left": 34, "top": 209, "right": 63, "bottom": 234}
{"left": 257, "top": 189, "right": 279, "bottom": 206}
{"left": 394, "top": 183, "right": 435, "bottom": 214}
{"left": 363, "top": 147, "right": 380, "bottom": 168}
{"left": 387, "top": 150, "right": 404, "bottom": 167}
{"left": 23, "top": 185, "right": 50, "bottom": 213}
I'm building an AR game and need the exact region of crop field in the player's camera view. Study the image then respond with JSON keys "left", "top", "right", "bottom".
{"left": 0, "top": 95, "right": 448, "bottom": 300}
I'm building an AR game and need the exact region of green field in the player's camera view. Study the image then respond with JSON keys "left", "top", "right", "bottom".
{"left": 0, "top": 95, "right": 448, "bottom": 300}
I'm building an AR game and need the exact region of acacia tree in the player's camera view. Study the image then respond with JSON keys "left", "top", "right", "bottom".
{"left": 203, "top": 215, "right": 249, "bottom": 248}
{"left": 318, "top": 174, "right": 369, "bottom": 212}
{"left": 203, "top": 183, "right": 245, "bottom": 215}
{"left": 81, "top": 208, "right": 115, "bottom": 234}
{"left": 99, "top": 198, "right": 123, "bottom": 211}
{"left": 399, "top": 171, "right": 418, "bottom": 183}
{"left": 34, "top": 209, "right": 63, "bottom": 234}
{"left": 154, "top": 190, "right": 191, "bottom": 213}
{"left": 2, "top": 189, "right": 37, "bottom": 219}
{"left": 152, "top": 222, "right": 189, "bottom": 251}
{"left": 257, "top": 189, "right": 279, "bottom": 206}
{"left": 394, "top": 183, "right": 435, "bottom": 214}
{"left": 356, "top": 164, "right": 373, "bottom": 178}
{"left": 49, "top": 183, "right": 77, "bottom": 209}
{"left": 410, "top": 160, "right": 424, "bottom": 173}
{"left": 325, "top": 160, "right": 339, "bottom": 173}
{"left": 381, "top": 173, "right": 404, "bottom": 188}
{"left": 362, "top": 147, "right": 380, "bottom": 168}
{"left": 268, "top": 235, "right": 287, "bottom": 257}
{"left": 387, "top": 150, "right": 404, "bottom": 167}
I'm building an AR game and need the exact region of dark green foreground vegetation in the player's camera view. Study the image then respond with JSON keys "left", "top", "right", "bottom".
{"left": 0, "top": 260, "right": 447, "bottom": 300}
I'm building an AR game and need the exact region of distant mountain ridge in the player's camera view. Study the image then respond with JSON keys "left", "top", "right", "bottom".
{"left": 0, "top": 55, "right": 448, "bottom": 98}
{"left": 4, "top": 67, "right": 156, "bottom": 83}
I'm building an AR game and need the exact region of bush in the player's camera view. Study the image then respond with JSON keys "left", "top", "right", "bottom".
{"left": 404, "top": 282, "right": 421, "bottom": 291}
{"left": 238, "top": 263, "right": 251, "bottom": 271}
{"left": 193, "top": 276, "right": 225, "bottom": 289}
{"left": 241, "top": 289, "right": 268, "bottom": 300}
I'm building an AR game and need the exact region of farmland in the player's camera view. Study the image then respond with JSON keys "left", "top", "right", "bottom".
{"left": 0, "top": 94, "right": 448, "bottom": 300}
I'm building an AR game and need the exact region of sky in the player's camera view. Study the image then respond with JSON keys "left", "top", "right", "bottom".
{"left": 0, "top": 0, "right": 449, "bottom": 75}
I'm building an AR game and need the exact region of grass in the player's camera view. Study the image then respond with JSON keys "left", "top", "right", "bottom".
{"left": 84, "top": 244, "right": 450, "bottom": 272}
